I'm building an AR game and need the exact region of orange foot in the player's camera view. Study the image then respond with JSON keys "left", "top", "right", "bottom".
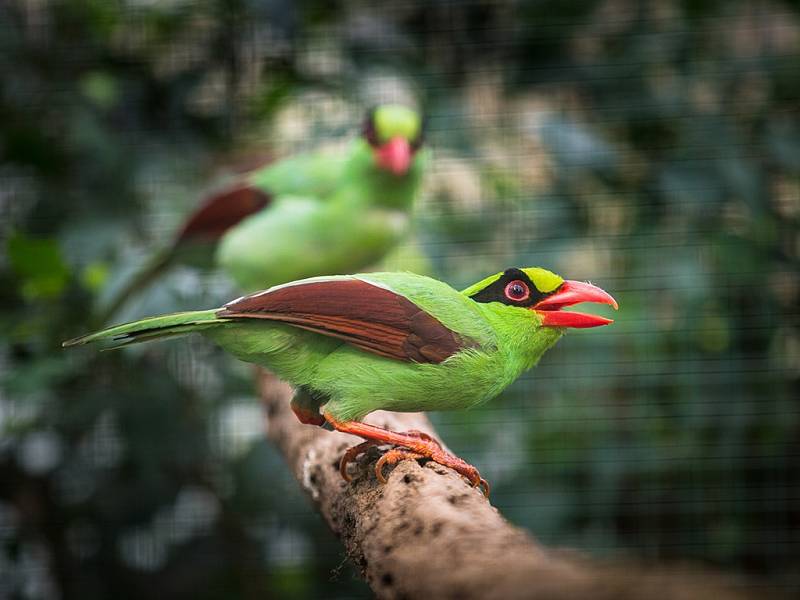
{"left": 375, "top": 448, "right": 425, "bottom": 483}
{"left": 339, "top": 430, "right": 433, "bottom": 482}
{"left": 325, "top": 412, "right": 490, "bottom": 497}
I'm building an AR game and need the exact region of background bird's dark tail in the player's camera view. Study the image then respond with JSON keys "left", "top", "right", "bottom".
{"left": 94, "top": 182, "right": 270, "bottom": 326}
{"left": 93, "top": 245, "right": 177, "bottom": 327}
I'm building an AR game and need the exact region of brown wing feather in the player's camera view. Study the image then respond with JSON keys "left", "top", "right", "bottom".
{"left": 176, "top": 183, "right": 270, "bottom": 243}
{"left": 216, "top": 279, "right": 469, "bottom": 364}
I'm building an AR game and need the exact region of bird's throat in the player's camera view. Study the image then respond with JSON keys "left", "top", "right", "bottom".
{"left": 485, "top": 306, "right": 565, "bottom": 374}
{"left": 346, "top": 142, "right": 423, "bottom": 210}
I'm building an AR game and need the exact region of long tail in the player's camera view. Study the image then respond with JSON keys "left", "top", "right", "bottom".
{"left": 64, "top": 309, "right": 226, "bottom": 350}
{"left": 94, "top": 183, "right": 270, "bottom": 326}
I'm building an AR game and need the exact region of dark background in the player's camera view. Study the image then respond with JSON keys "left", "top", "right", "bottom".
{"left": 1, "top": 1, "right": 798, "bottom": 598}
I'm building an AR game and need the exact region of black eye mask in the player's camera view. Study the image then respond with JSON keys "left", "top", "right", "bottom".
{"left": 469, "top": 268, "right": 558, "bottom": 308}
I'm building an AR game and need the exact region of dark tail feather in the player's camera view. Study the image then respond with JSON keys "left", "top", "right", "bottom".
{"left": 95, "top": 183, "right": 270, "bottom": 325}
{"left": 93, "top": 246, "right": 176, "bottom": 326}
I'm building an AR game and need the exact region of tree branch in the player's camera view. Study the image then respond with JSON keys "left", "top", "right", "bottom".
{"left": 258, "top": 371, "right": 759, "bottom": 600}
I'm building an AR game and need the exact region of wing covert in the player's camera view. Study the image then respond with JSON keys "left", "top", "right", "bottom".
{"left": 176, "top": 183, "right": 271, "bottom": 243}
{"left": 216, "top": 278, "right": 470, "bottom": 363}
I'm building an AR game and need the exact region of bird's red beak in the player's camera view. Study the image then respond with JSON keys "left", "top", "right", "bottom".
{"left": 533, "top": 280, "right": 618, "bottom": 328}
{"left": 375, "top": 137, "right": 412, "bottom": 175}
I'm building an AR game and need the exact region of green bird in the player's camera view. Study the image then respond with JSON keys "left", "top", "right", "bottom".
{"left": 67, "top": 267, "right": 617, "bottom": 494}
{"left": 98, "top": 104, "right": 427, "bottom": 322}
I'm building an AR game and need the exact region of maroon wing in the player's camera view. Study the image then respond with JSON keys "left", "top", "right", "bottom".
{"left": 216, "top": 278, "right": 470, "bottom": 364}
{"left": 175, "top": 182, "right": 270, "bottom": 243}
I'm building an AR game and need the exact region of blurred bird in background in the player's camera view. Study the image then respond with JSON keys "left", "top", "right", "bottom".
{"left": 97, "top": 104, "right": 427, "bottom": 323}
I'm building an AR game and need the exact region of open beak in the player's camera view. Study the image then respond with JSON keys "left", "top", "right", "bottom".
{"left": 533, "top": 280, "right": 618, "bottom": 328}
{"left": 375, "top": 137, "right": 412, "bottom": 175}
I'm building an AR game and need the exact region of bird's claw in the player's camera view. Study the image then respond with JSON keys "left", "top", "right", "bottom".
{"left": 429, "top": 450, "right": 490, "bottom": 497}
{"left": 339, "top": 440, "right": 381, "bottom": 482}
{"left": 338, "top": 430, "right": 490, "bottom": 497}
{"left": 375, "top": 448, "right": 425, "bottom": 483}
{"left": 339, "top": 430, "right": 441, "bottom": 482}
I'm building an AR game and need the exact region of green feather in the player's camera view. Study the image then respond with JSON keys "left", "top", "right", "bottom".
{"left": 218, "top": 141, "right": 427, "bottom": 292}
{"left": 248, "top": 147, "right": 346, "bottom": 199}
{"left": 63, "top": 309, "right": 224, "bottom": 350}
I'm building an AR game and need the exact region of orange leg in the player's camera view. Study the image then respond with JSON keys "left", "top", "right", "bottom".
{"left": 325, "top": 411, "right": 489, "bottom": 496}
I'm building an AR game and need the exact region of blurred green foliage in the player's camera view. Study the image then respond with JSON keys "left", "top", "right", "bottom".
{"left": 1, "top": 0, "right": 799, "bottom": 598}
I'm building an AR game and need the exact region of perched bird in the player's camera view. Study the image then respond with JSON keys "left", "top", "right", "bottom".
{"left": 67, "top": 267, "right": 617, "bottom": 495}
{"left": 98, "top": 104, "right": 427, "bottom": 322}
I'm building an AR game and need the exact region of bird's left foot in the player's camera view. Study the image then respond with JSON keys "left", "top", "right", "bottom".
{"left": 339, "top": 440, "right": 381, "bottom": 481}
{"left": 333, "top": 421, "right": 490, "bottom": 496}
{"left": 375, "top": 448, "right": 425, "bottom": 483}
{"left": 338, "top": 429, "right": 434, "bottom": 482}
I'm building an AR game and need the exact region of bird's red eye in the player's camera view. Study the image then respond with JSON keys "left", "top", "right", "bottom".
{"left": 504, "top": 280, "right": 530, "bottom": 302}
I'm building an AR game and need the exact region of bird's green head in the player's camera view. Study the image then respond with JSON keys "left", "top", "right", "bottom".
{"left": 462, "top": 267, "right": 618, "bottom": 328}
{"left": 362, "top": 105, "right": 424, "bottom": 176}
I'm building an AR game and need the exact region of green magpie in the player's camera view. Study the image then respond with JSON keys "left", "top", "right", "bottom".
{"left": 69, "top": 267, "right": 617, "bottom": 495}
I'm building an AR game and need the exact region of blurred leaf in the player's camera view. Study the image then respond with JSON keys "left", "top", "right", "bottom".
{"left": 7, "top": 232, "right": 70, "bottom": 299}
{"left": 80, "top": 72, "right": 119, "bottom": 110}
{"left": 81, "top": 261, "right": 110, "bottom": 292}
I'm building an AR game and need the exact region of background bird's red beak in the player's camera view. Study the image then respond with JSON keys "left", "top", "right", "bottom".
{"left": 533, "top": 280, "right": 618, "bottom": 328}
{"left": 375, "top": 137, "right": 412, "bottom": 175}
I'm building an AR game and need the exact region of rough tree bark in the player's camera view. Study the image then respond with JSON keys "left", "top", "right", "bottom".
{"left": 259, "top": 372, "right": 764, "bottom": 600}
